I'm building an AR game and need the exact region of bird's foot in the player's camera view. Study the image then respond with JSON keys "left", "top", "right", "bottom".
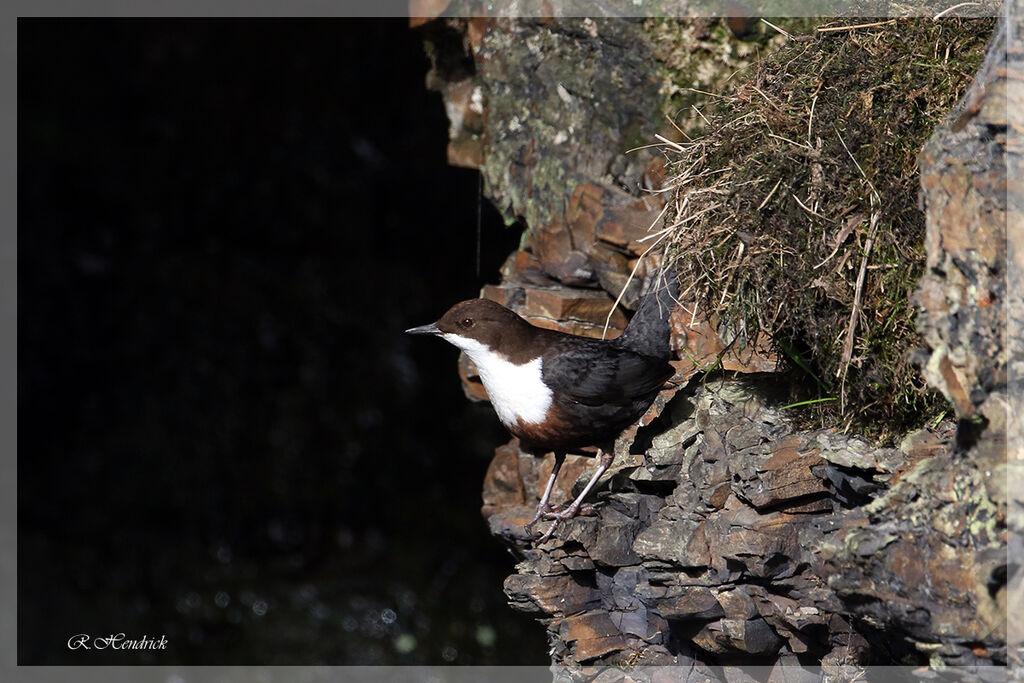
{"left": 523, "top": 502, "right": 559, "bottom": 537}
{"left": 534, "top": 503, "right": 594, "bottom": 544}
{"left": 541, "top": 504, "right": 597, "bottom": 520}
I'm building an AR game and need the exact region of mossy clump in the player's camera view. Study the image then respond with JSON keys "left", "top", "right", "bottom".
{"left": 661, "top": 18, "right": 996, "bottom": 439}
{"left": 645, "top": 17, "right": 825, "bottom": 138}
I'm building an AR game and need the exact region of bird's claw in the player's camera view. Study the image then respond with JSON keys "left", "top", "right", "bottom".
{"left": 523, "top": 502, "right": 559, "bottom": 537}
{"left": 529, "top": 503, "right": 598, "bottom": 544}
{"left": 545, "top": 504, "right": 596, "bottom": 518}
{"left": 535, "top": 507, "right": 575, "bottom": 544}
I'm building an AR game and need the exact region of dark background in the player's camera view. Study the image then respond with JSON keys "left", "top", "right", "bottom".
{"left": 18, "top": 18, "right": 546, "bottom": 665}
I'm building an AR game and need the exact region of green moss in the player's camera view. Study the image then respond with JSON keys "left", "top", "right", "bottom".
{"left": 645, "top": 17, "right": 827, "bottom": 137}
{"left": 660, "top": 18, "right": 996, "bottom": 439}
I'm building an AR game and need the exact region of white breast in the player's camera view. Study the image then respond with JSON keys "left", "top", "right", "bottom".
{"left": 442, "top": 334, "right": 553, "bottom": 427}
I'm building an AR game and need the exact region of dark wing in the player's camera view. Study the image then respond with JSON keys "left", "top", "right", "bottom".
{"left": 541, "top": 337, "right": 673, "bottom": 407}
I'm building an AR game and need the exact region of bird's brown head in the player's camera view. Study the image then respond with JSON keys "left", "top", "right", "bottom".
{"left": 405, "top": 298, "right": 533, "bottom": 355}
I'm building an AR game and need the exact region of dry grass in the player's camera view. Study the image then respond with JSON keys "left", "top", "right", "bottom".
{"left": 657, "top": 17, "right": 995, "bottom": 438}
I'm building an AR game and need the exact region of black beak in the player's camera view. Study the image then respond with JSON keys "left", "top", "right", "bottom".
{"left": 405, "top": 323, "right": 441, "bottom": 336}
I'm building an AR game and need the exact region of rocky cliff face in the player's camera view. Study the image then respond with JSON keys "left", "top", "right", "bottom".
{"left": 416, "top": 12, "right": 1014, "bottom": 676}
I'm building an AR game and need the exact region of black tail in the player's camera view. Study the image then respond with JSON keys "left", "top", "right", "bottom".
{"left": 613, "top": 264, "right": 679, "bottom": 361}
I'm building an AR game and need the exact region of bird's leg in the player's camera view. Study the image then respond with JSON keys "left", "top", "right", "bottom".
{"left": 523, "top": 451, "right": 565, "bottom": 536}
{"left": 536, "top": 449, "right": 614, "bottom": 544}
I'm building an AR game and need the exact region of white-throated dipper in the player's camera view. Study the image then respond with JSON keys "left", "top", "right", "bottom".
{"left": 406, "top": 266, "right": 679, "bottom": 543}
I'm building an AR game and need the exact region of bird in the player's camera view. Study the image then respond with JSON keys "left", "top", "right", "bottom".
{"left": 406, "top": 266, "right": 680, "bottom": 543}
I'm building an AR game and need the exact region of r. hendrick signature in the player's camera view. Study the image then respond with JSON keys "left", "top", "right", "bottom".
{"left": 67, "top": 633, "right": 168, "bottom": 651}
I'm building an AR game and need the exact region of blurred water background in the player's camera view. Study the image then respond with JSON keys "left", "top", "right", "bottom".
{"left": 19, "top": 18, "right": 546, "bottom": 665}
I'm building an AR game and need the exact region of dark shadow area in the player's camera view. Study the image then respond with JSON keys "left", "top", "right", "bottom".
{"left": 18, "top": 18, "right": 544, "bottom": 665}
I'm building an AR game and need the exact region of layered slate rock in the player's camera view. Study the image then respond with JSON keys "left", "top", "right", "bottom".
{"left": 417, "top": 11, "right": 1012, "bottom": 676}
{"left": 484, "top": 379, "right": 954, "bottom": 670}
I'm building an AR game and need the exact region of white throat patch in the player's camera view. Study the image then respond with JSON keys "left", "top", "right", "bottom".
{"left": 442, "top": 333, "right": 552, "bottom": 427}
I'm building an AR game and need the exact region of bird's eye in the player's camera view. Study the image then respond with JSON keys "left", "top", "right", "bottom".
{"left": 461, "top": 317, "right": 474, "bottom": 328}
